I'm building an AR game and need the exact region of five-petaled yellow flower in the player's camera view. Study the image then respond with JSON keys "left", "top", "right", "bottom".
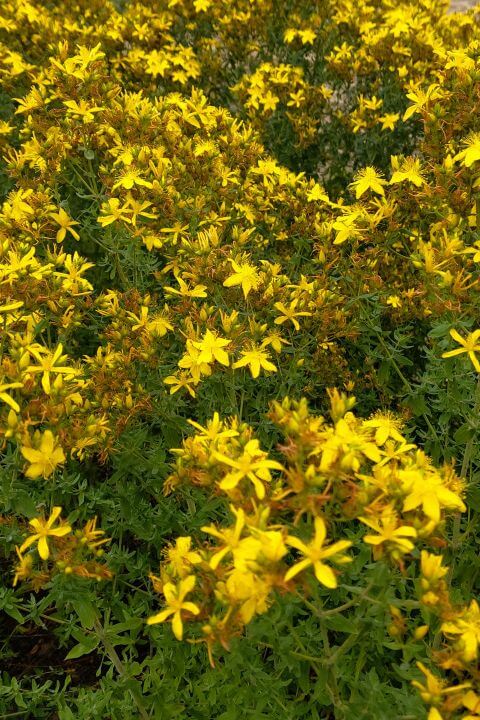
{"left": 223, "top": 259, "right": 260, "bottom": 298}
{"left": 442, "top": 329, "right": 480, "bottom": 372}
{"left": 20, "top": 430, "right": 66, "bottom": 479}
{"left": 192, "top": 329, "right": 230, "bottom": 366}
{"left": 26, "top": 343, "right": 78, "bottom": 394}
{"left": 350, "top": 167, "right": 387, "bottom": 199}
{"left": 274, "top": 300, "right": 312, "bottom": 331}
{"left": 360, "top": 510, "right": 417, "bottom": 555}
{"left": 285, "top": 517, "right": 352, "bottom": 588}
{"left": 232, "top": 346, "right": 277, "bottom": 378}
{"left": 50, "top": 207, "right": 80, "bottom": 242}
{"left": 19, "top": 507, "right": 71, "bottom": 560}
{"left": 147, "top": 575, "right": 200, "bottom": 640}
{"left": 213, "top": 440, "right": 283, "bottom": 499}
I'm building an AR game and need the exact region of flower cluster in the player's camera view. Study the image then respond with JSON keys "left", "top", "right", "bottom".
{"left": 1, "top": 0, "right": 480, "bottom": 716}
{"left": 150, "top": 393, "right": 465, "bottom": 661}
{"left": 12, "top": 507, "right": 111, "bottom": 589}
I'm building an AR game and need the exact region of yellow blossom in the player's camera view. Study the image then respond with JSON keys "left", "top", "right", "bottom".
{"left": 213, "top": 440, "right": 283, "bottom": 499}
{"left": 274, "top": 299, "right": 312, "bottom": 331}
{"left": 360, "top": 509, "right": 417, "bottom": 555}
{"left": 0, "top": 380, "right": 23, "bottom": 412}
{"left": 19, "top": 507, "right": 71, "bottom": 560}
{"left": 192, "top": 329, "right": 230, "bottom": 367}
{"left": 147, "top": 575, "right": 200, "bottom": 640}
{"left": 454, "top": 133, "right": 480, "bottom": 168}
{"left": 20, "top": 430, "right": 66, "bottom": 479}
{"left": 390, "top": 157, "right": 426, "bottom": 187}
{"left": 202, "top": 507, "right": 246, "bottom": 569}
{"left": 223, "top": 259, "right": 260, "bottom": 298}
{"left": 442, "top": 329, "right": 480, "bottom": 372}
{"left": 26, "top": 343, "right": 78, "bottom": 394}
{"left": 12, "top": 547, "right": 33, "bottom": 586}
{"left": 350, "top": 167, "right": 387, "bottom": 199}
{"left": 442, "top": 600, "right": 480, "bottom": 663}
{"left": 50, "top": 208, "right": 80, "bottom": 242}
{"left": 232, "top": 346, "right": 277, "bottom": 378}
{"left": 167, "top": 536, "right": 203, "bottom": 578}
{"left": 285, "top": 517, "right": 352, "bottom": 588}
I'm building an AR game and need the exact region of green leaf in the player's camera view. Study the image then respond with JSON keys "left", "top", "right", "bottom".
{"left": 405, "top": 394, "right": 428, "bottom": 417}
{"left": 454, "top": 423, "right": 475, "bottom": 444}
{"left": 325, "top": 614, "right": 356, "bottom": 633}
{"left": 65, "top": 636, "right": 100, "bottom": 660}
{"left": 72, "top": 598, "right": 98, "bottom": 629}
{"left": 11, "top": 490, "right": 38, "bottom": 517}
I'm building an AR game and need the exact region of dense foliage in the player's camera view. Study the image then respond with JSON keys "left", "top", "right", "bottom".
{"left": 1, "top": 0, "right": 480, "bottom": 718}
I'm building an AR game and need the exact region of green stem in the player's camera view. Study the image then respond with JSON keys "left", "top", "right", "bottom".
{"left": 374, "top": 331, "right": 442, "bottom": 447}
{"left": 93, "top": 619, "right": 150, "bottom": 720}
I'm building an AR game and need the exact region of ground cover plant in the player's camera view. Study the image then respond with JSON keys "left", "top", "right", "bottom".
{"left": 1, "top": 0, "right": 480, "bottom": 718}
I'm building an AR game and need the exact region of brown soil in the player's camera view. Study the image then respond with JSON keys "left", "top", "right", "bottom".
{"left": 0, "top": 616, "right": 101, "bottom": 687}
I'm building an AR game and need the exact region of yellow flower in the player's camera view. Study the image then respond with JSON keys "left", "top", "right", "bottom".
{"left": 378, "top": 113, "right": 399, "bottom": 131}
{"left": 363, "top": 412, "right": 404, "bottom": 445}
{"left": 12, "top": 547, "right": 33, "bottom": 586}
{"left": 285, "top": 517, "right": 352, "bottom": 588}
{"left": 360, "top": 509, "right": 417, "bottom": 555}
{"left": 164, "top": 276, "right": 207, "bottom": 298}
{"left": 442, "top": 600, "right": 480, "bottom": 663}
{"left": 97, "top": 198, "right": 132, "bottom": 226}
{"left": 232, "top": 346, "right": 277, "bottom": 378}
{"left": 390, "top": 157, "right": 425, "bottom": 187}
{"left": 307, "top": 183, "right": 329, "bottom": 202}
{"left": 188, "top": 412, "right": 239, "bottom": 444}
{"left": 26, "top": 343, "right": 78, "bottom": 394}
{"left": 50, "top": 208, "right": 80, "bottom": 242}
{"left": 167, "top": 536, "right": 202, "bottom": 578}
{"left": 420, "top": 551, "right": 449, "bottom": 586}
{"left": 274, "top": 299, "right": 312, "bottom": 331}
{"left": 63, "top": 99, "right": 104, "bottom": 123}
{"left": 316, "top": 417, "right": 382, "bottom": 472}
{"left": 386, "top": 295, "right": 402, "bottom": 308}
{"left": 80, "top": 517, "right": 109, "bottom": 550}
{"left": 411, "top": 662, "right": 469, "bottom": 713}
{"left": 299, "top": 29, "right": 316, "bottom": 45}
{"left": 112, "top": 168, "right": 153, "bottom": 190}
{"left": 127, "top": 306, "right": 173, "bottom": 337}
{"left": 403, "top": 84, "right": 443, "bottom": 121}
{"left": 442, "top": 329, "right": 480, "bottom": 372}
{"left": 350, "top": 167, "right": 387, "bottom": 199}
{"left": 213, "top": 440, "right": 283, "bottom": 499}
{"left": 19, "top": 507, "right": 71, "bottom": 560}
{"left": 147, "top": 575, "right": 200, "bottom": 640}
{"left": 192, "top": 329, "right": 230, "bottom": 367}
{"left": 193, "top": 0, "right": 211, "bottom": 13}
{"left": 400, "top": 467, "right": 465, "bottom": 523}
{"left": 178, "top": 340, "right": 213, "bottom": 382}
{"left": 454, "top": 132, "right": 480, "bottom": 168}
{"left": 20, "top": 430, "right": 66, "bottom": 479}
{"left": 223, "top": 259, "right": 260, "bottom": 298}
{"left": 251, "top": 529, "right": 287, "bottom": 563}
{"left": 260, "top": 91, "right": 279, "bottom": 112}
{"left": 224, "top": 569, "right": 270, "bottom": 623}
{"left": 164, "top": 372, "right": 197, "bottom": 398}
{"left": 202, "top": 507, "right": 246, "bottom": 569}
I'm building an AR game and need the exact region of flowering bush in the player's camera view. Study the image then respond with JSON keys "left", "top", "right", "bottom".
{"left": 1, "top": 0, "right": 480, "bottom": 718}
